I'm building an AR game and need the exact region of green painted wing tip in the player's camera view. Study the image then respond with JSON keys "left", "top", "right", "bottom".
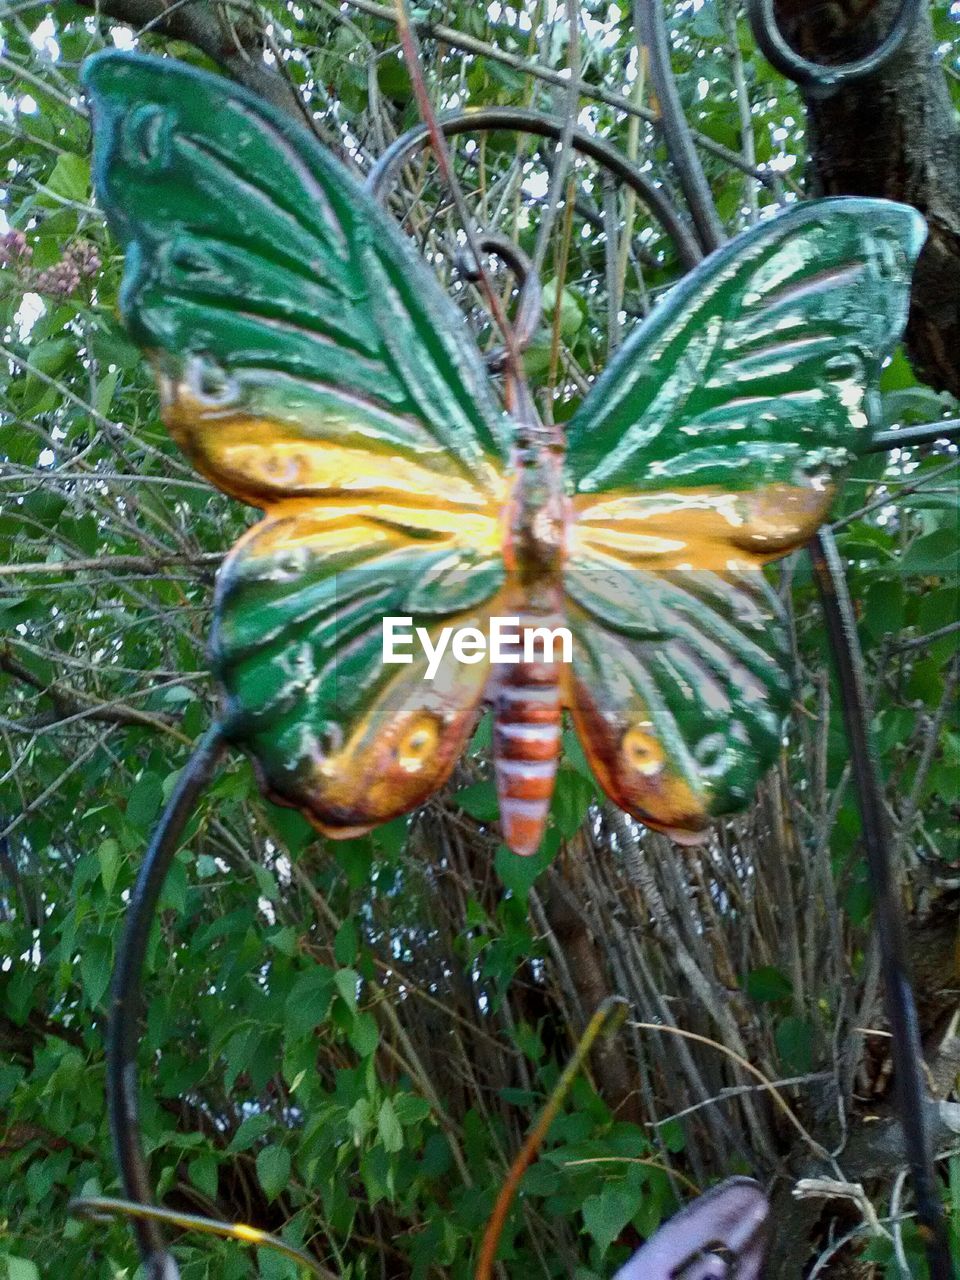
{"left": 81, "top": 47, "right": 154, "bottom": 98}
{"left": 791, "top": 196, "right": 927, "bottom": 262}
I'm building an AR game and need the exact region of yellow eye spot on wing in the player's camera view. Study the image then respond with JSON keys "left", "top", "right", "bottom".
{"left": 397, "top": 717, "right": 440, "bottom": 773}
{"left": 622, "top": 725, "right": 665, "bottom": 777}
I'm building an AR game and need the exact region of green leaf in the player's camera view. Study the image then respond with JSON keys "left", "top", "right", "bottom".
{"left": 92, "top": 367, "right": 119, "bottom": 418}
{"left": 542, "top": 278, "right": 585, "bottom": 339}
{"left": 334, "top": 835, "right": 374, "bottom": 888}
{"left": 256, "top": 1144, "right": 291, "bottom": 1201}
{"left": 79, "top": 934, "right": 112, "bottom": 1009}
{"left": 550, "top": 768, "right": 596, "bottom": 838}
{"left": 334, "top": 967, "right": 360, "bottom": 1012}
{"left": 657, "top": 1117, "right": 686, "bottom": 1153}
{"left": 6, "top": 1259, "right": 41, "bottom": 1280}
{"left": 901, "top": 530, "right": 959, "bottom": 576}
{"left": 393, "top": 1093, "right": 431, "bottom": 1126}
{"left": 27, "top": 338, "right": 72, "bottom": 377}
{"left": 373, "top": 817, "right": 408, "bottom": 860}
{"left": 776, "top": 1015, "right": 813, "bottom": 1074}
{"left": 348, "top": 1011, "right": 380, "bottom": 1058}
{"left": 252, "top": 862, "right": 280, "bottom": 902}
{"left": 334, "top": 917, "right": 358, "bottom": 965}
{"left": 188, "top": 1152, "right": 219, "bottom": 1200}
{"left": 882, "top": 385, "right": 949, "bottom": 426}
{"left": 46, "top": 152, "right": 90, "bottom": 202}
{"left": 284, "top": 968, "right": 335, "bottom": 1038}
{"left": 377, "top": 53, "right": 411, "bottom": 100}
{"left": 743, "top": 966, "right": 793, "bottom": 1003}
{"left": 690, "top": 0, "right": 723, "bottom": 37}
{"left": 223, "top": 1027, "right": 262, "bottom": 1091}
{"left": 454, "top": 780, "right": 499, "bottom": 823}
{"left": 495, "top": 829, "right": 560, "bottom": 898}
{"left": 266, "top": 926, "right": 298, "bottom": 957}
{"left": 582, "top": 1183, "right": 640, "bottom": 1255}
{"left": 125, "top": 772, "right": 163, "bottom": 831}
{"left": 228, "top": 1112, "right": 275, "bottom": 1154}
{"left": 257, "top": 1247, "right": 299, "bottom": 1280}
{"left": 96, "top": 838, "right": 120, "bottom": 895}
{"left": 377, "top": 1097, "right": 403, "bottom": 1153}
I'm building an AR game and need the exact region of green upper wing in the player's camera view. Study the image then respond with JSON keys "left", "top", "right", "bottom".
{"left": 566, "top": 198, "right": 925, "bottom": 498}
{"left": 81, "top": 50, "right": 507, "bottom": 504}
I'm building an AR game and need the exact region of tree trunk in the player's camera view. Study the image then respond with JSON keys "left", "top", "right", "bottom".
{"left": 778, "top": 0, "right": 960, "bottom": 399}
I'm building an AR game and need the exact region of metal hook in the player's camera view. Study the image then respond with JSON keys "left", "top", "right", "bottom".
{"left": 107, "top": 723, "right": 227, "bottom": 1279}
{"left": 455, "top": 233, "right": 543, "bottom": 369}
{"left": 747, "top": 0, "right": 921, "bottom": 92}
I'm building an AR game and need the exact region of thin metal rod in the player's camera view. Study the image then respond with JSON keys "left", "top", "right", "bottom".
{"left": 69, "top": 1196, "right": 334, "bottom": 1278}
{"left": 810, "top": 530, "right": 951, "bottom": 1280}
{"left": 868, "top": 417, "right": 960, "bottom": 453}
{"left": 107, "top": 723, "right": 227, "bottom": 1280}
{"left": 365, "top": 108, "right": 702, "bottom": 269}
{"left": 391, "top": 0, "right": 524, "bottom": 380}
{"left": 529, "top": 0, "right": 581, "bottom": 280}
{"left": 747, "top": 0, "right": 921, "bottom": 92}
{"left": 633, "top": 0, "right": 725, "bottom": 253}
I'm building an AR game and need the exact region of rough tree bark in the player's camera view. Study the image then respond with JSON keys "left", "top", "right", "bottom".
{"left": 75, "top": 0, "right": 324, "bottom": 137}
{"left": 777, "top": 0, "right": 960, "bottom": 400}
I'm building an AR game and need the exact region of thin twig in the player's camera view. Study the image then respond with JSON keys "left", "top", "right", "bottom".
{"left": 629, "top": 1021, "right": 837, "bottom": 1168}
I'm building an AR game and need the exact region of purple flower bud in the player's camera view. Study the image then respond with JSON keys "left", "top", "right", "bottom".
{"left": 0, "top": 229, "right": 32, "bottom": 267}
{"left": 67, "top": 239, "right": 101, "bottom": 278}
{"left": 34, "top": 258, "right": 82, "bottom": 299}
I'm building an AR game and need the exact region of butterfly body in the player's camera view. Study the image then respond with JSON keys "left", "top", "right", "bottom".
{"left": 82, "top": 50, "right": 925, "bottom": 856}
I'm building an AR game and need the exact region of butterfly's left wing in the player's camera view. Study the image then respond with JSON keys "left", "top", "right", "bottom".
{"left": 563, "top": 199, "right": 925, "bottom": 840}
{"left": 82, "top": 51, "right": 510, "bottom": 832}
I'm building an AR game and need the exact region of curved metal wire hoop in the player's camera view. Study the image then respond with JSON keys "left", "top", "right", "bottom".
{"left": 746, "top": 0, "right": 922, "bottom": 91}
{"left": 365, "top": 106, "right": 703, "bottom": 269}
{"left": 107, "top": 723, "right": 227, "bottom": 1279}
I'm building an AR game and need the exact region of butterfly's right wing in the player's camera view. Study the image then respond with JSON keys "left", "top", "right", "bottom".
{"left": 562, "top": 200, "right": 925, "bottom": 839}
{"left": 212, "top": 511, "right": 506, "bottom": 834}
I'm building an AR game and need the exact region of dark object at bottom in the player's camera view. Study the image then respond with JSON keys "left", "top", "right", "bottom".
{"left": 614, "top": 1178, "right": 768, "bottom": 1279}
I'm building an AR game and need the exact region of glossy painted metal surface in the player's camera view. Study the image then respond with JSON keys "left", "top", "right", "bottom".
{"left": 82, "top": 50, "right": 924, "bottom": 856}
{"left": 613, "top": 1177, "right": 768, "bottom": 1279}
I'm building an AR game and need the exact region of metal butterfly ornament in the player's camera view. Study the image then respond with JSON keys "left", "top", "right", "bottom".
{"left": 82, "top": 50, "right": 925, "bottom": 857}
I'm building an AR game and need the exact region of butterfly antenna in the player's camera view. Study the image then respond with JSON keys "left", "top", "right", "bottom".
{"left": 476, "top": 996, "right": 629, "bottom": 1280}
{"left": 391, "top": 0, "right": 528, "bottom": 389}
{"left": 811, "top": 529, "right": 952, "bottom": 1280}
{"left": 107, "top": 723, "right": 227, "bottom": 1279}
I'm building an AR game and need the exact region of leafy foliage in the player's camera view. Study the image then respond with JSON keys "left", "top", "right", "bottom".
{"left": 0, "top": 3, "right": 958, "bottom": 1278}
